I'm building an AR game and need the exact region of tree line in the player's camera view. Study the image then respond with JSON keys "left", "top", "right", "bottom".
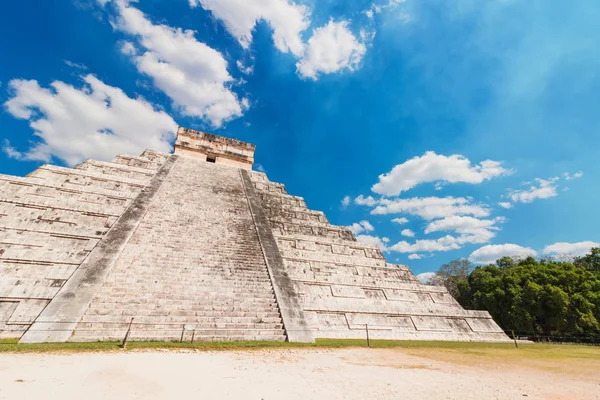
{"left": 431, "top": 248, "right": 600, "bottom": 337}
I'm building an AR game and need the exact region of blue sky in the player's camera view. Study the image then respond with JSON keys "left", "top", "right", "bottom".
{"left": 1, "top": 0, "right": 599, "bottom": 278}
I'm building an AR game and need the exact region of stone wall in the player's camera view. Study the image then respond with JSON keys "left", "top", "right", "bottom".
{"left": 0, "top": 150, "right": 169, "bottom": 339}
{"left": 247, "top": 171, "right": 508, "bottom": 342}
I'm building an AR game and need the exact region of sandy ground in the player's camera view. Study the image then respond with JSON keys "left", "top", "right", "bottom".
{"left": 1, "top": 348, "right": 599, "bottom": 400}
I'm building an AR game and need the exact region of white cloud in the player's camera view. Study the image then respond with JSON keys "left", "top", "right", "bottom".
{"left": 356, "top": 234, "right": 388, "bottom": 251}
{"left": 371, "top": 196, "right": 490, "bottom": 220}
{"left": 424, "top": 215, "right": 503, "bottom": 234}
{"left": 543, "top": 241, "right": 599, "bottom": 257}
{"left": 190, "top": 0, "right": 309, "bottom": 56}
{"left": 401, "top": 228, "right": 415, "bottom": 237}
{"left": 2, "top": 139, "right": 25, "bottom": 160}
{"left": 389, "top": 235, "right": 462, "bottom": 253}
{"left": 416, "top": 271, "right": 437, "bottom": 284}
{"left": 297, "top": 20, "right": 367, "bottom": 80}
{"left": 392, "top": 217, "right": 408, "bottom": 224}
{"left": 424, "top": 215, "right": 504, "bottom": 244}
{"left": 371, "top": 151, "right": 510, "bottom": 196}
{"left": 355, "top": 194, "right": 377, "bottom": 207}
{"left": 347, "top": 220, "right": 375, "bottom": 235}
{"left": 236, "top": 60, "right": 254, "bottom": 75}
{"left": 498, "top": 201, "right": 513, "bottom": 209}
{"left": 563, "top": 171, "right": 583, "bottom": 180}
{"left": 468, "top": 244, "right": 537, "bottom": 265}
{"left": 389, "top": 227, "right": 503, "bottom": 254}
{"left": 64, "top": 60, "right": 87, "bottom": 70}
{"left": 112, "top": 1, "right": 247, "bottom": 127}
{"left": 3, "top": 75, "right": 176, "bottom": 166}
{"left": 509, "top": 177, "right": 559, "bottom": 203}
{"left": 364, "top": 0, "right": 406, "bottom": 20}
{"left": 408, "top": 253, "right": 421, "bottom": 260}
{"left": 341, "top": 195, "right": 351, "bottom": 207}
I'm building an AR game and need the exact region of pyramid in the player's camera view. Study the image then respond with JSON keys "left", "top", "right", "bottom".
{"left": 0, "top": 127, "right": 507, "bottom": 343}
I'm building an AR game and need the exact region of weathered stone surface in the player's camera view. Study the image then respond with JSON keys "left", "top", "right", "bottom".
{"left": 247, "top": 169, "right": 508, "bottom": 342}
{"left": 0, "top": 127, "right": 508, "bottom": 343}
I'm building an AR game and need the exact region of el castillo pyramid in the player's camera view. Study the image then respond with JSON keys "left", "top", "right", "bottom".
{"left": 0, "top": 127, "right": 507, "bottom": 343}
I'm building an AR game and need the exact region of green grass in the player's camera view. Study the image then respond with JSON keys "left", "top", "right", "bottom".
{"left": 2, "top": 337, "right": 598, "bottom": 355}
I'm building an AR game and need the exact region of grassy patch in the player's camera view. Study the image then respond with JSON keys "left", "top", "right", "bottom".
{"left": 1, "top": 337, "right": 599, "bottom": 361}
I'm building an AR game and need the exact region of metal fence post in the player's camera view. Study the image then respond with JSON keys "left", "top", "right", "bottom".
{"left": 365, "top": 324, "right": 371, "bottom": 348}
{"left": 180, "top": 325, "right": 185, "bottom": 343}
{"left": 511, "top": 330, "right": 518, "bottom": 349}
{"left": 122, "top": 318, "right": 134, "bottom": 349}
{"left": 191, "top": 329, "right": 195, "bottom": 343}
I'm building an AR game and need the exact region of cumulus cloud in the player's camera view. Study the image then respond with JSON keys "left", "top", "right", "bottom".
{"left": 424, "top": 215, "right": 503, "bottom": 234}
{"left": 355, "top": 194, "right": 377, "bottom": 207}
{"left": 341, "top": 195, "right": 351, "bottom": 207}
{"left": 424, "top": 215, "right": 504, "bottom": 244}
{"left": 508, "top": 177, "right": 559, "bottom": 203}
{"left": 371, "top": 196, "right": 490, "bottom": 220}
{"left": 63, "top": 60, "right": 87, "bottom": 70}
{"left": 189, "top": 0, "right": 309, "bottom": 56}
{"left": 408, "top": 253, "right": 421, "bottom": 260}
{"left": 498, "top": 201, "right": 513, "bottom": 209}
{"left": 347, "top": 220, "right": 375, "bottom": 235}
{"left": 3, "top": 75, "right": 176, "bottom": 166}
{"left": 356, "top": 234, "right": 389, "bottom": 251}
{"left": 543, "top": 241, "right": 599, "bottom": 257}
{"left": 389, "top": 235, "right": 462, "bottom": 253}
{"left": 401, "top": 228, "right": 415, "bottom": 237}
{"left": 416, "top": 271, "right": 438, "bottom": 285}
{"left": 296, "top": 20, "right": 367, "bottom": 80}
{"left": 371, "top": 151, "right": 510, "bottom": 196}
{"left": 563, "top": 171, "right": 583, "bottom": 180}
{"left": 236, "top": 60, "right": 254, "bottom": 75}
{"left": 392, "top": 217, "right": 408, "bottom": 224}
{"left": 468, "top": 244, "right": 537, "bottom": 265}
{"left": 111, "top": 1, "right": 247, "bottom": 127}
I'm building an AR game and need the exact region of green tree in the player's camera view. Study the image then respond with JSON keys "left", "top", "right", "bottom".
{"left": 574, "top": 247, "right": 600, "bottom": 274}
{"left": 455, "top": 250, "right": 600, "bottom": 336}
{"left": 435, "top": 259, "right": 473, "bottom": 300}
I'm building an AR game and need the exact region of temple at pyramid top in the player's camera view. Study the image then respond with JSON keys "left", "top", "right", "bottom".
{"left": 174, "top": 127, "right": 255, "bottom": 169}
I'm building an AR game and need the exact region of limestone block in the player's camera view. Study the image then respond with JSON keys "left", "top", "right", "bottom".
{"left": 0, "top": 301, "right": 19, "bottom": 337}
{"left": 0, "top": 277, "right": 62, "bottom": 299}
{"left": 76, "top": 160, "right": 155, "bottom": 181}
{"left": 0, "top": 203, "right": 112, "bottom": 238}
{"left": 411, "top": 316, "right": 453, "bottom": 332}
{"left": 0, "top": 174, "right": 139, "bottom": 200}
{"left": 384, "top": 289, "right": 418, "bottom": 302}
{"left": 465, "top": 317, "right": 505, "bottom": 333}
{"left": 0, "top": 230, "right": 92, "bottom": 264}
{"left": 8, "top": 299, "right": 48, "bottom": 324}
{"left": 330, "top": 285, "right": 366, "bottom": 299}
{"left": 282, "top": 249, "right": 388, "bottom": 268}
{"left": 346, "top": 313, "right": 415, "bottom": 331}
{"left": 430, "top": 292, "right": 458, "bottom": 304}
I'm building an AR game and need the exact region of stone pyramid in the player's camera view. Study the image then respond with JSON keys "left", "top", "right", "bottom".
{"left": 0, "top": 127, "right": 507, "bottom": 343}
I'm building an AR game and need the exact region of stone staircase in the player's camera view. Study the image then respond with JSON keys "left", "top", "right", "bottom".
{"left": 71, "top": 155, "right": 286, "bottom": 342}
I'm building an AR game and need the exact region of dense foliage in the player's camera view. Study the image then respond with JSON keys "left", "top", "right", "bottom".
{"left": 437, "top": 249, "right": 600, "bottom": 336}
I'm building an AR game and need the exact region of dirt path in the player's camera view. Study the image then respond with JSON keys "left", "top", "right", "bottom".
{"left": 1, "top": 348, "right": 598, "bottom": 400}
